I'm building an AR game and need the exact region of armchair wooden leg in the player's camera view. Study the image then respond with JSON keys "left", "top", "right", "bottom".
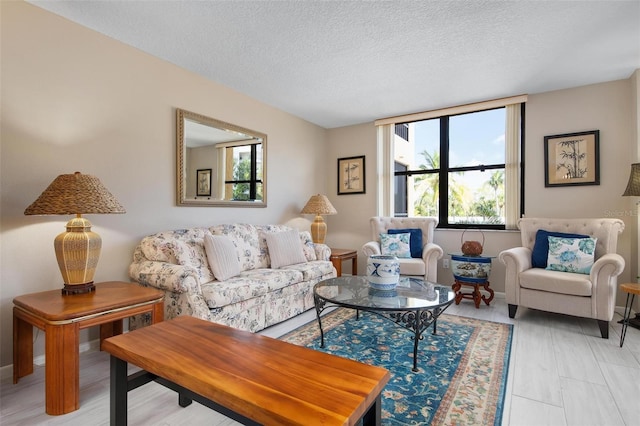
{"left": 597, "top": 320, "right": 609, "bottom": 339}
{"left": 508, "top": 304, "right": 517, "bottom": 318}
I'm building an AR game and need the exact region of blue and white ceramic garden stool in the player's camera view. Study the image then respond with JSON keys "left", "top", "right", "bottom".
{"left": 450, "top": 253, "right": 495, "bottom": 309}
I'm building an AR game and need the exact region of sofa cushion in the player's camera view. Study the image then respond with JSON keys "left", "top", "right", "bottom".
{"left": 284, "top": 260, "right": 336, "bottom": 281}
{"left": 265, "top": 230, "right": 307, "bottom": 268}
{"left": 380, "top": 233, "right": 411, "bottom": 258}
{"left": 173, "top": 239, "right": 215, "bottom": 284}
{"left": 546, "top": 236, "right": 597, "bottom": 274}
{"left": 388, "top": 228, "right": 423, "bottom": 258}
{"left": 519, "top": 268, "right": 592, "bottom": 296}
{"left": 397, "top": 258, "right": 426, "bottom": 276}
{"left": 203, "top": 235, "right": 242, "bottom": 281}
{"left": 531, "top": 230, "right": 590, "bottom": 268}
{"left": 200, "top": 268, "right": 303, "bottom": 308}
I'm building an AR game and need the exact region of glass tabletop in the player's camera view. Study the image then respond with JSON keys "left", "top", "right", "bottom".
{"left": 314, "top": 276, "right": 455, "bottom": 311}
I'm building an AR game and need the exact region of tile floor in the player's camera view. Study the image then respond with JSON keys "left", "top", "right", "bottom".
{"left": 1, "top": 295, "right": 639, "bottom": 425}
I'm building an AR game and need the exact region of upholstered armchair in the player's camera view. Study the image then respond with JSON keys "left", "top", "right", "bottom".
{"left": 498, "top": 218, "right": 625, "bottom": 338}
{"left": 362, "top": 217, "right": 443, "bottom": 282}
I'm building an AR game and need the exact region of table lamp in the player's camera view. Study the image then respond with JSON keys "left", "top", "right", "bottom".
{"left": 301, "top": 194, "right": 337, "bottom": 244}
{"left": 622, "top": 162, "right": 640, "bottom": 330}
{"left": 24, "top": 172, "right": 126, "bottom": 295}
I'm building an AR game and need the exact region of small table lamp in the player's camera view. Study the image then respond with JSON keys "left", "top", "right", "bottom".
{"left": 301, "top": 194, "right": 337, "bottom": 244}
{"left": 622, "top": 162, "right": 640, "bottom": 330}
{"left": 24, "top": 172, "right": 125, "bottom": 295}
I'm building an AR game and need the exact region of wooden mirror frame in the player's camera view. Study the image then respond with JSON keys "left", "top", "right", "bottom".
{"left": 176, "top": 108, "right": 267, "bottom": 207}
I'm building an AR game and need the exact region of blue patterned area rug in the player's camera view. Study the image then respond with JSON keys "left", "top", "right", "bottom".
{"left": 280, "top": 309, "right": 512, "bottom": 425}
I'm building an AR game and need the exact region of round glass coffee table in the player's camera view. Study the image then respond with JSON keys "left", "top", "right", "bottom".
{"left": 313, "top": 276, "right": 455, "bottom": 371}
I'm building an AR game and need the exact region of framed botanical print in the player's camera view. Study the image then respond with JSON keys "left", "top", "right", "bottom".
{"left": 196, "top": 168, "right": 212, "bottom": 196}
{"left": 544, "top": 130, "right": 599, "bottom": 187}
{"left": 337, "top": 155, "right": 365, "bottom": 195}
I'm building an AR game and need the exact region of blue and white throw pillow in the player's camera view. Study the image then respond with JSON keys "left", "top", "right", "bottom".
{"left": 380, "top": 233, "right": 411, "bottom": 258}
{"left": 546, "top": 236, "right": 597, "bottom": 274}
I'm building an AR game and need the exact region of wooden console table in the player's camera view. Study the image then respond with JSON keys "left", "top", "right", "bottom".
{"left": 13, "top": 281, "right": 164, "bottom": 415}
{"left": 330, "top": 248, "right": 358, "bottom": 277}
{"left": 103, "top": 316, "right": 390, "bottom": 425}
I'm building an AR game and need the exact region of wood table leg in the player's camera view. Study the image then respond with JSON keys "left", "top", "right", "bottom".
{"left": 45, "top": 322, "right": 80, "bottom": 415}
{"left": 100, "top": 320, "right": 124, "bottom": 350}
{"left": 452, "top": 280, "right": 462, "bottom": 305}
{"left": 333, "top": 260, "right": 343, "bottom": 277}
{"left": 13, "top": 309, "right": 33, "bottom": 383}
{"left": 482, "top": 281, "right": 495, "bottom": 305}
{"left": 351, "top": 257, "right": 358, "bottom": 275}
{"left": 152, "top": 300, "right": 164, "bottom": 323}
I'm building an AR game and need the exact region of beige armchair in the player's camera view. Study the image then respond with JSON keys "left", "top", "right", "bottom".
{"left": 498, "top": 218, "right": 625, "bottom": 338}
{"left": 362, "top": 217, "right": 443, "bottom": 282}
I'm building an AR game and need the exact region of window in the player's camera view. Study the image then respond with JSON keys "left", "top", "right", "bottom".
{"left": 224, "top": 143, "right": 263, "bottom": 201}
{"left": 376, "top": 96, "right": 526, "bottom": 229}
{"left": 395, "top": 123, "right": 409, "bottom": 141}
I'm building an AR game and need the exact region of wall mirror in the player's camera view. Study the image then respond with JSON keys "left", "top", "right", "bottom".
{"left": 176, "top": 108, "right": 267, "bottom": 207}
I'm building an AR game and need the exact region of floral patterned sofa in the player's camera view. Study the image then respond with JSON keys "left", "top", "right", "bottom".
{"left": 129, "top": 224, "right": 336, "bottom": 332}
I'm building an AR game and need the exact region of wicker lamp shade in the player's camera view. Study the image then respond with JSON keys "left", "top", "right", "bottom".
{"left": 622, "top": 163, "right": 640, "bottom": 196}
{"left": 24, "top": 172, "right": 125, "bottom": 295}
{"left": 301, "top": 194, "right": 337, "bottom": 244}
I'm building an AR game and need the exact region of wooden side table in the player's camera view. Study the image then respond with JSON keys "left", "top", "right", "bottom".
{"left": 330, "top": 248, "right": 358, "bottom": 277}
{"left": 13, "top": 281, "right": 164, "bottom": 415}
{"left": 620, "top": 282, "right": 640, "bottom": 347}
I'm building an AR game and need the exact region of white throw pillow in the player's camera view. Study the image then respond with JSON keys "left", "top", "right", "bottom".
{"left": 546, "top": 236, "right": 597, "bottom": 274}
{"left": 379, "top": 233, "right": 411, "bottom": 258}
{"left": 203, "top": 234, "right": 242, "bottom": 281}
{"left": 265, "top": 230, "right": 308, "bottom": 269}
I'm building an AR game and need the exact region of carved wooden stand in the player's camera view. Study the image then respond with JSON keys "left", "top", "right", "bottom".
{"left": 452, "top": 279, "right": 494, "bottom": 309}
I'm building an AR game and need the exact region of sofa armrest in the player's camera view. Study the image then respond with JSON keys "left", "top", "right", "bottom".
{"left": 498, "top": 247, "right": 532, "bottom": 305}
{"left": 590, "top": 253, "right": 625, "bottom": 319}
{"left": 362, "top": 241, "right": 381, "bottom": 258}
{"left": 129, "top": 260, "right": 202, "bottom": 295}
{"left": 314, "top": 243, "right": 332, "bottom": 261}
{"left": 422, "top": 243, "right": 443, "bottom": 282}
{"left": 498, "top": 246, "right": 532, "bottom": 272}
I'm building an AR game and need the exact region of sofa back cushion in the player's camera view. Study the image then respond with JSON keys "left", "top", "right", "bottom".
{"left": 139, "top": 227, "right": 210, "bottom": 263}
{"left": 137, "top": 224, "right": 316, "bottom": 279}
{"left": 173, "top": 239, "right": 216, "bottom": 284}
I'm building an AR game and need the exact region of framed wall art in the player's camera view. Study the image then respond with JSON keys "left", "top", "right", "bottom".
{"left": 337, "top": 155, "right": 365, "bottom": 195}
{"left": 544, "top": 130, "right": 600, "bottom": 187}
{"left": 196, "top": 168, "right": 212, "bottom": 197}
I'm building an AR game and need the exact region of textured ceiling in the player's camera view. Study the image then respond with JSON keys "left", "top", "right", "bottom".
{"left": 29, "top": 1, "right": 640, "bottom": 128}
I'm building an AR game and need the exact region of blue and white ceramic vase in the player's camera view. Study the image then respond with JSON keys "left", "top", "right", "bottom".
{"left": 367, "top": 255, "right": 400, "bottom": 290}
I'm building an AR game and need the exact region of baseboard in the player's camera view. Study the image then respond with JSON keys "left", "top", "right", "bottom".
{"left": 0, "top": 339, "right": 100, "bottom": 382}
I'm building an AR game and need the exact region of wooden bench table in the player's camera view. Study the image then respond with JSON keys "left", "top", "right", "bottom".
{"left": 102, "top": 316, "right": 390, "bottom": 426}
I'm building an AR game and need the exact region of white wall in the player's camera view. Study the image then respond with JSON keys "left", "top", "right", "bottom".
{"left": 2, "top": 1, "right": 637, "bottom": 370}
{"left": 327, "top": 78, "right": 638, "bottom": 303}
{"left": 0, "top": 2, "right": 329, "bottom": 367}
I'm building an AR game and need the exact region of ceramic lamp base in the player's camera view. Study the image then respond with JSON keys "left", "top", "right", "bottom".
{"left": 310, "top": 215, "right": 327, "bottom": 244}
{"left": 54, "top": 216, "right": 102, "bottom": 294}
